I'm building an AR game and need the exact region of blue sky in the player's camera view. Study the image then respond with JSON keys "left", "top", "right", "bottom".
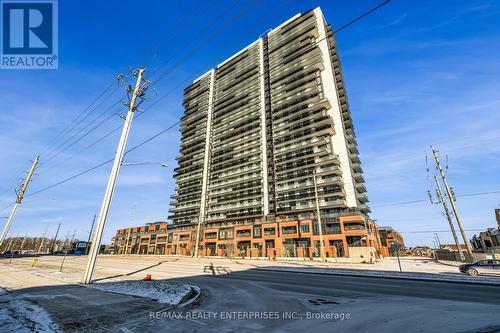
{"left": 0, "top": 0, "right": 499, "bottom": 247}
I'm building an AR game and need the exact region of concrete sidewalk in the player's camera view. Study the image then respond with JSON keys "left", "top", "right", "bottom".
{"left": 0, "top": 282, "right": 172, "bottom": 332}
{"left": 254, "top": 265, "right": 500, "bottom": 285}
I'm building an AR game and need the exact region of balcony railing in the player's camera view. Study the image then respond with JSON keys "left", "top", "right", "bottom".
{"left": 282, "top": 227, "right": 298, "bottom": 235}
{"left": 344, "top": 224, "right": 365, "bottom": 231}
{"left": 236, "top": 231, "right": 252, "bottom": 238}
{"left": 205, "top": 234, "right": 217, "bottom": 239}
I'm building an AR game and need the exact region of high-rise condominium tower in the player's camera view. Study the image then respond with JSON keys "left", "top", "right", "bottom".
{"left": 169, "top": 7, "right": 369, "bottom": 228}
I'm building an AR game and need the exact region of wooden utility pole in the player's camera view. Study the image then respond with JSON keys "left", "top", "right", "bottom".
{"left": 82, "top": 67, "right": 146, "bottom": 284}
{"left": 60, "top": 230, "right": 75, "bottom": 272}
{"left": 312, "top": 170, "right": 326, "bottom": 262}
{"left": 86, "top": 215, "right": 96, "bottom": 255}
{"left": 32, "top": 224, "right": 48, "bottom": 267}
{"left": 0, "top": 156, "right": 39, "bottom": 246}
{"left": 431, "top": 146, "right": 473, "bottom": 260}
{"left": 49, "top": 222, "right": 61, "bottom": 254}
{"left": 9, "top": 233, "right": 20, "bottom": 263}
{"left": 5, "top": 235, "right": 15, "bottom": 252}
{"left": 432, "top": 176, "right": 464, "bottom": 261}
{"left": 19, "top": 233, "right": 27, "bottom": 252}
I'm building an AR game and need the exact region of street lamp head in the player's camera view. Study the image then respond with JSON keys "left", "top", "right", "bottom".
{"left": 122, "top": 161, "right": 168, "bottom": 168}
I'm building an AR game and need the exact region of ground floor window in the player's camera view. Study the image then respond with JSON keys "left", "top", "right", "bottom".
{"left": 346, "top": 236, "right": 363, "bottom": 247}
{"left": 329, "top": 240, "right": 345, "bottom": 257}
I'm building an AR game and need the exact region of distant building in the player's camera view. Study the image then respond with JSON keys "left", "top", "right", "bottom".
{"left": 68, "top": 241, "right": 88, "bottom": 255}
{"left": 378, "top": 226, "right": 405, "bottom": 256}
{"left": 471, "top": 228, "right": 500, "bottom": 251}
{"left": 470, "top": 209, "right": 500, "bottom": 254}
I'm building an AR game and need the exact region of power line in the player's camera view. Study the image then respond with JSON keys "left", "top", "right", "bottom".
{"left": 0, "top": 160, "right": 32, "bottom": 198}
{"left": 151, "top": 0, "right": 262, "bottom": 84}
{"left": 148, "top": 0, "right": 245, "bottom": 78}
{"left": 147, "top": 0, "right": 393, "bottom": 113}
{"left": 333, "top": 0, "right": 391, "bottom": 34}
{"left": 26, "top": 121, "right": 180, "bottom": 198}
{"left": 49, "top": 125, "right": 122, "bottom": 169}
{"left": 39, "top": 81, "right": 118, "bottom": 157}
{"left": 41, "top": 98, "right": 125, "bottom": 166}
{"left": 40, "top": 103, "right": 125, "bottom": 168}
{"left": 140, "top": 1, "right": 210, "bottom": 70}
{"left": 372, "top": 199, "right": 427, "bottom": 208}
{"left": 457, "top": 190, "right": 500, "bottom": 198}
{"left": 24, "top": 0, "right": 390, "bottom": 200}
{"left": 25, "top": 1, "right": 392, "bottom": 199}
{"left": 27, "top": 159, "right": 114, "bottom": 198}
{"left": 396, "top": 229, "right": 486, "bottom": 234}
{"left": 372, "top": 190, "right": 500, "bottom": 208}
{"left": 36, "top": 1, "right": 211, "bottom": 167}
{"left": 38, "top": 1, "right": 217, "bottom": 161}
{"left": 32, "top": 0, "right": 284, "bottom": 182}
{"left": 39, "top": 0, "right": 226, "bottom": 165}
{"left": 45, "top": 0, "right": 217, "bottom": 163}
{"left": 34, "top": 0, "right": 256, "bottom": 177}
{"left": 40, "top": 82, "right": 125, "bottom": 160}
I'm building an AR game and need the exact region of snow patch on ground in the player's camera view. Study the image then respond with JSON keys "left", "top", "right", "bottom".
{"left": 88, "top": 280, "right": 193, "bottom": 304}
{"left": 0, "top": 299, "right": 61, "bottom": 333}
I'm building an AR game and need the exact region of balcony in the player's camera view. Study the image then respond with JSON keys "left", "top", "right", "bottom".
{"left": 204, "top": 233, "right": 218, "bottom": 240}
{"left": 236, "top": 230, "right": 252, "bottom": 238}
{"left": 281, "top": 226, "right": 298, "bottom": 235}
{"left": 347, "top": 142, "right": 359, "bottom": 154}
{"left": 353, "top": 173, "right": 365, "bottom": 183}
{"left": 351, "top": 162, "right": 362, "bottom": 173}
{"left": 355, "top": 183, "right": 366, "bottom": 193}
{"left": 263, "top": 228, "right": 276, "bottom": 236}
{"left": 312, "top": 223, "right": 341, "bottom": 235}
{"left": 357, "top": 192, "right": 369, "bottom": 203}
{"left": 344, "top": 223, "right": 366, "bottom": 231}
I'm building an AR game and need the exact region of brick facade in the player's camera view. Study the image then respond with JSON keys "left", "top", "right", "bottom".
{"left": 112, "top": 213, "right": 388, "bottom": 260}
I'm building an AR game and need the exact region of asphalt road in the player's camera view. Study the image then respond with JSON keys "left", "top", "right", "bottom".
{"left": 137, "top": 267, "right": 500, "bottom": 332}
{"left": 2, "top": 256, "right": 500, "bottom": 332}
{"left": 207, "top": 268, "right": 500, "bottom": 304}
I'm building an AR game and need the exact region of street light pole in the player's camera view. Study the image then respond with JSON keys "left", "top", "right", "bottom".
{"left": 82, "top": 67, "right": 146, "bottom": 284}
{"left": 121, "top": 162, "right": 168, "bottom": 167}
{"left": 433, "top": 236, "right": 440, "bottom": 249}
{"left": 434, "top": 232, "right": 441, "bottom": 248}
{"left": 312, "top": 170, "right": 326, "bottom": 262}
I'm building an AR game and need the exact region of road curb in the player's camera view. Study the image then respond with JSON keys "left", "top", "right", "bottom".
{"left": 434, "top": 258, "right": 462, "bottom": 267}
{"left": 178, "top": 286, "right": 203, "bottom": 309}
{"left": 254, "top": 267, "right": 500, "bottom": 286}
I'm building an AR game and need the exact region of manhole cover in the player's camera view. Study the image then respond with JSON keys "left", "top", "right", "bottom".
{"left": 308, "top": 298, "right": 338, "bottom": 305}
